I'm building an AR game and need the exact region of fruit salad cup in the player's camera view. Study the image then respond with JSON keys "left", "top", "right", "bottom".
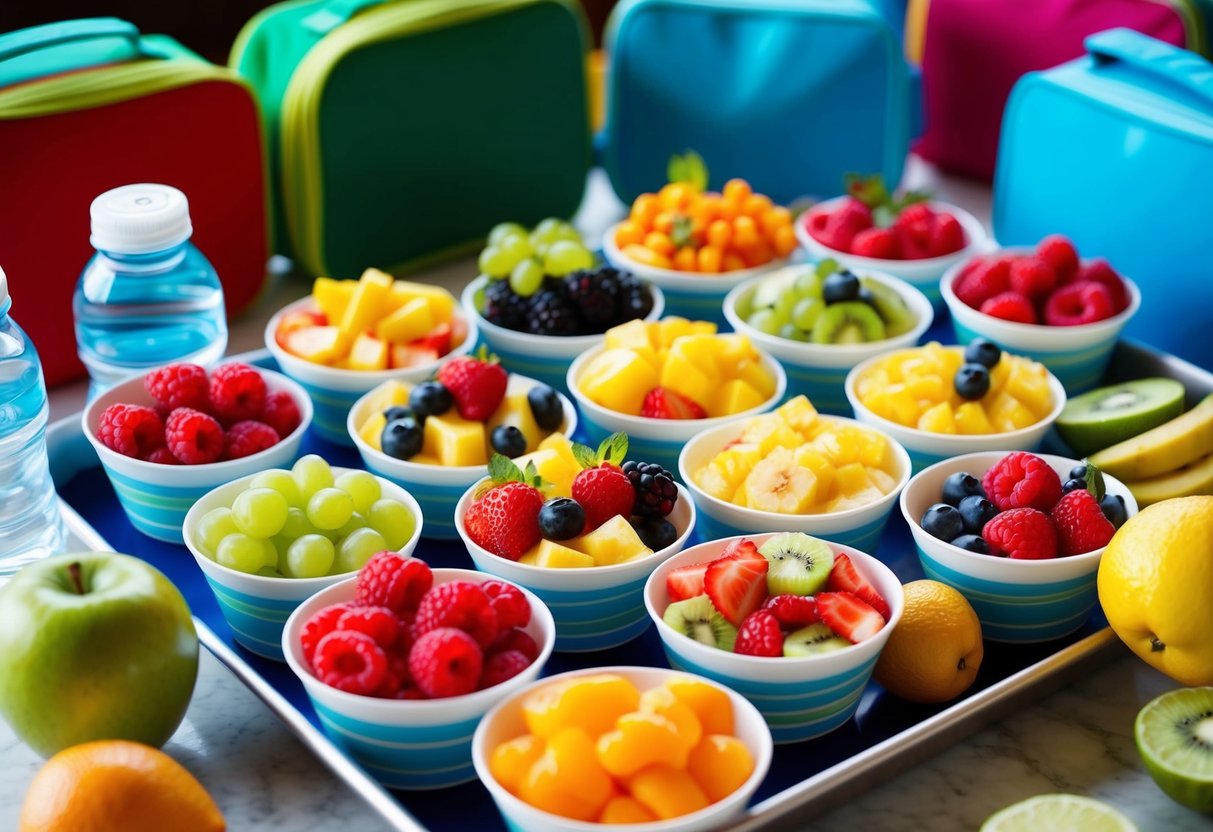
{"left": 472, "top": 666, "right": 773, "bottom": 831}
{"left": 900, "top": 451, "right": 1137, "bottom": 643}
{"left": 724, "top": 264, "right": 933, "bottom": 415}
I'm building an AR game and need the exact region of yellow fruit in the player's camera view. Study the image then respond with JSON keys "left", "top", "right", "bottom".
{"left": 874, "top": 580, "right": 983, "bottom": 703}
{"left": 656, "top": 317, "right": 702, "bottom": 348}
{"left": 740, "top": 413, "right": 785, "bottom": 446}
{"left": 743, "top": 447, "right": 817, "bottom": 513}
{"left": 686, "top": 735, "right": 754, "bottom": 803}
{"left": 523, "top": 674, "right": 641, "bottom": 740}
{"left": 579, "top": 349, "right": 660, "bottom": 415}
{"left": 709, "top": 379, "right": 764, "bottom": 417}
{"left": 596, "top": 712, "right": 689, "bottom": 777}
{"left": 388, "top": 278, "right": 456, "bottom": 322}
{"left": 1098, "top": 497, "right": 1213, "bottom": 685}
{"left": 1125, "top": 450, "right": 1213, "bottom": 506}
{"left": 628, "top": 764, "right": 710, "bottom": 820}
{"left": 346, "top": 333, "right": 388, "bottom": 371}
{"left": 488, "top": 734, "right": 545, "bottom": 796}
{"left": 955, "top": 402, "right": 993, "bottom": 435}
{"left": 358, "top": 412, "right": 387, "bottom": 451}
{"left": 662, "top": 676, "right": 734, "bottom": 735}
{"left": 604, "top": 319, "right": 658, "bottom": 364}
{"left": 988, "top": 392, "right": 1037, "bottom": 432}
{"left": 834, "top": 462, "right": 872, "bottom": 496}
{"left": 422, "top": 413, "right": 487, "bottom": 467}
{"left": 487, "top": 392, "right": 542, "bottom": 455}
{"left": 659, "top": 349, "right": 713, "bottom": 410}
{"left": 775, "top": 395, "right": 818, "bottom": 434}
{"left": 735, "top": 358, "right": 776, "bottom": 399}
{"left": 638, "top": 686, "right": 702, "bottom": 750}
{"left": 519, "top": 728, "right": 613, "bottom": 821}
{"left": 917, "top": 402, "right": 956, "bottom": 434}
{"left": 569, "top": 514, "right": 653, "bottom": 564}
{"left": 757, "top": 424, "right": 802, "bottom": 455}
{"left": 338, "top": 268, "right": 393, "bottom": 338}
{"left": 312, "top": 277, "right": 354, "bottom": 322}
{"left": 1090, "top": 394, "right": 1213, "bottom": 481}
{"left": 283, "top": 326, "right": 346, "bottom": 365}
{"left": 1004, "top": 360, "right": 1052, "bottom": 416}
{"left": 533, "top": 540, "right": 595, "bottom": 569}
{"left": 599, "top": 796, "right": 657, "bottom": 824}
{"left": 374, "top": 297, "right": 433, "bottom": 344}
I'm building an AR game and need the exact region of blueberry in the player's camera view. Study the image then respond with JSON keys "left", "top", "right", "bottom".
{"left": 964, "top": 338, "right": 1002, "bottom": 368}
{"left": 822, "top": 270, "right": 861, "bottom": 304}
{"left": 858, "top": 286, "right": 877, "bottom": 307}
{"left": 490, "top": 425, "right": 527, "bottom": 458}
{"left": 921, "top": 503, "right": 966, "bottom": 542}
{"left": 409, "top": 381, "right": 453, "bottom": 418}
{"left": 527, "top": 384, "right": 564, "bottom": 431}
{"left": 1100, "top": 493, "right": 1128, "bottom": 528}
{"left": 384, "top": 405, "right": 414, "bottom": 423}
{"left": 631, "top": 516, "right": 678, "bottom": 551}
{"left": 380, "top": 417, "right": 423, "bottom": 460}
{"left": 1069, "top": 464, "right": 1089, "bottom": 480}
{"left": 942, "top": 472, "right": 985, "bottom": 506}
{"left": 954, "top": 362, "right": 991, "bottom": 400}
{"left": 951, "top": 534, "right": 990, "bottom": 554}
{"left": 958, "top": 495, "right": 998, "bottom": 535}
{"left": 1062, "top": 478, "right": 1087, "bottom": 494}
{"left": 538, "top": 497, "right": 585, "bottom": 540}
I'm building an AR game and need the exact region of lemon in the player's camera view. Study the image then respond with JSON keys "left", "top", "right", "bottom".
{"left": 1097, "top": 496, "right": 1213, "bottom": 686}
{"left": 980, "top": 794, "right": 1136, "bottom": 831}
{"left": 873, "top": 580, "right": 983, "bottom": 703}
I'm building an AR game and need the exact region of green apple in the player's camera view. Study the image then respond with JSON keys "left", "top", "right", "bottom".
{"left": 0, "top": 552, "right": 198, "bottom": 757}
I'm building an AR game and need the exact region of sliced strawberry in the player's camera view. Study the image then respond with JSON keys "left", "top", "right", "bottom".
{"left": 816, "top": 591, "right": 885, "bottom": 644}
{"left": 640, "top": 387, "right": 707, "bottom": 420}
{"left": 412, "top": 322, "right": 452, "bottom": 356}
{"left": 761, "top": 594, "right": 818, "bottom": 630}
{"left": 389, "top": 344, "right": 440, "bottom": 369}
{"left": 826, "top": 553, "right": 890, "bottom": 621}
{"left": 704, "top": 553, "right": 768, "bottom": 627}
{"left": 666, "top": 563, "right": 708, "bottom": 603}
{"left": 719, "top": 538, "right": 763, "bottom": 563}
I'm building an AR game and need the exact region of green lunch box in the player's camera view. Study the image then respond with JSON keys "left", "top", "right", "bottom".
{"left": 233, "top": 0, "right": 592, "bottom": 278}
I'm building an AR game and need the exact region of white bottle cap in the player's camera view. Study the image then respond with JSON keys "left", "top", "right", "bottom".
{"left": 90, "top": 184, "right": 193, "bottom": 254}
{"left": 0, "top": 266, "right": 7, "bottom": 307}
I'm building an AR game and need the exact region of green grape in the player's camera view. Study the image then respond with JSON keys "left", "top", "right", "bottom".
{"left": 747, "top": 308, "right": 781, "bottom": 336}
{"left": 530, "top": 217, "right": 567, "bottom": 246}
{"left": 285, "top": 534, "right": 335, "bottom": 579}
{"left": 261, "top": 538, "right": 281, "bottom": 569}
{"left": 792, "top": 297, "right": 824, "bottom": 331}
{"left": 307, "top": 487, "right": 354, "bottom": 531}
{"left": 498, "top": 232, "right": 533, "bottom": 262}
{"left": 333, "top": 527, "right": 388, "bottom": 574}
{"left": 250, "top": 469, "right": 303, "bottom": 508}
{"left": 279, "top": 507, "right": 311, "bottom": 540}
{"left": 488, "top": 222, "right": 526, "bottom": 246}
{"left": 196, "top": 507, "right": 238, "bottom": 556}
{"left": 773, "top": 289, "right": 798, "bottom": 322}
{"left": 794, "top": 271, "right": 823, "bottom": 299}
{"left": 216, "top": 533, "right": 267, "bottom": 574}
{"left": 549, "top": 225, "right": 584, "bottom": 245}
{"left": 368, "top": 499, "right": 416, "bottom": 549}
{"left": 544, "top": 241, "right": 593, "bottom": 277}
{"left": 331, "top": 511, "right": 368, "bottom": 540}
{"left": 292, "top": 454, "right": 334, "bottom": 498}
{"left": 231, "top": 487, "right": 289, "bottom": 539}
{"left": 509, "top": 258, "right": 546, "bottom": 297}
{"left": 779, "top": 323, "right": 808, "bottom": 342}
{"left": 478, "top": 245, "right": 512, "bottom": 279}
{"left": 334, "top": 471, "right": 381, "bottom": 514}
{"left": 256, "top": 565, "right": 281, "bottom": 578}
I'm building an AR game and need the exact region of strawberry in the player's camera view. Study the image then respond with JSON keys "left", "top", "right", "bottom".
{"left": 821, "top": 198, "right": 873, "bottom": 252}
{"left": 720, "top": 537, "right": 765, "bottom": 563}
{"left": 666, "top": 563, "right": 708, "bottom": 602}
{"left": 826, "top": 553, "right": 890, "bottom": 620}
{"left": 893, "top": 203, "right": 935, "bottom": 260}
{"left": 761, "top": 594, "right": 818, "bottom": 630}
{"left": 640, "top": 387, "right": 707, "bottom": 420}
{"left": 704, "top": 550, "right": 769, "bottom": 627}
{"left": 733, "top": 610, "right": 783, "bottom": 657}
{"left": 435, "top": 346, "right": 507, "bottom": 421}
{"left": 815, "top": 591, "right": 885, "bottom": 644}
{"left": 464, "top": 456, "right": 545, "bottom": 560}
{"left": 412, "top": 322, "right": 452, "bottom": 356}
{"left": 571, "top": 433, "right": 635, "bottom": 530}
{"left": 927, "top": 212, "right": 965, "bottom": 257}
{"left": 850, "top": 227, "right": 900, "bottom": 259}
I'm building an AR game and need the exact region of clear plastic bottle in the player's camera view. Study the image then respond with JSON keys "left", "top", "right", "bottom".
{"left": 0, "top": 267, "right": 67, "bottom": 577}
{"left": 73, "top": 184, "right": 227, "bottom": 395}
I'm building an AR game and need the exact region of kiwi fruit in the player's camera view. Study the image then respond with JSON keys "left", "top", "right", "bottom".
{"left": 782, "top": 623, "right": 851, "bottom": 657}
{"left": 1055, "top": 377, "right": 1186, "bottom": 456}
{"left": 757, "top": 533, "right": 834, "bottom": 596}
{"left": 662, "top": 596, "right": 738, "bottom": 651}
{"left": 809, "top": 302, "right": 886, "bottom": 345}
{"left": 859, "top": 277, "right": 916, "bottom": 337}
{"left": 1134, "top": 686, "right": 1213, "bottom": 813}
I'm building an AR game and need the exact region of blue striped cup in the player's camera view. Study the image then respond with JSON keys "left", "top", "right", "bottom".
{"left": 460, "top": 276, "right": 664, "bottom": 397}
{"left": 456, "top": 480, "right": 696, "bottom": 652}
{"left": 644, "top": 534, "right": 904, "bottom": 744}
{"left": 282, "top": 569, "right": 555, "bottom": 789}
{"left": 900, "top": 452, "right": 1137, "bottom": 643}
{"left": 264, "top": 296, "right": 477, "bottom": 446}
{"left": 183, "top": 466, "right": 422, "bottom": 661}
{"left": 82, "top": 366, "right": 313, "bottom": 544}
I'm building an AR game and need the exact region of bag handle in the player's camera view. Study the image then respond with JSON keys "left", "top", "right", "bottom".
{"left": 0, "top": 18, "right": 144, "bottom": 65}
{"left": 302, "top": 0, "right": 391, "bottom": 35}
{"left": 1086, "top": 27, "right": 1213, "bottom": 109}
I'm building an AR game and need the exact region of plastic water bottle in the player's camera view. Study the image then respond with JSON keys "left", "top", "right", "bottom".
{"left": 0, "top": 267, "right": 67, "bottom": 577}
{"left": 73, "top": 184, "right": 227, "bottom": 394}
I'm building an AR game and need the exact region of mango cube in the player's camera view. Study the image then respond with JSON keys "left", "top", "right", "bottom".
{"left": 917, "top": 402, "right": 956, "bottom": 434}
{"left": 358, "top": 412, "right": 387, "bottom": 451}
{"left": 375, "top": 297, "right": 433, "bottom": 344}
{"left": 388, "top": 278, "right": 456, "bottom": 322}
{"left": 534, "top": 540, "right": 595, "bottom": 569}
{"left": 312, "top": 277, "right": 354, "bottom": 322}
{"left": 580, "top": 349, "right": 660, "bottom": 415}
{"left": 347, "top": 333, "right": 389, "bottom": 371}
{"left": 364, "top": 380, "right": 409, "bottom": 413}
{"left": 955, "top": 402, "right": 993, "bottom": 434}
{"left": 604, "top": 319, "right": 658, "bottom": 365}
{"left": 422, "top": 412, "right": 487, "bottom": 467}
{"left": 659, "top": 349, "right": 713, "bottom": 409}
{"left": 514, "top": 448, "right": 577, "bottom": 498}
{"left": 339, "top": 268, "right": 393, "bottom": 338}
{"left": 709, "top": 379, "right": 764, "bottom": 418}
{"left": 569, "top": 514, "right": 653, "bottom": 564}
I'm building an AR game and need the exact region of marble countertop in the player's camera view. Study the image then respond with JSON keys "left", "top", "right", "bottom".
{"left": 5, "top": 163, "right": 1208, "bottom": 831}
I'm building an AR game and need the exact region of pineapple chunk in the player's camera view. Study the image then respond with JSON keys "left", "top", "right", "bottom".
{"left": 688, "top": 321, "right": 717, "bottom": 337}
{"left": 364, "top": 380, "right": 410, "bottom": 414}
{"left": 834, "top": 462, "right": 872, "bottom": 496}
{"left": 339, "top": 268, "right": 394, "bottom": 338}
{"left": 487, "top": 392, "right": 542, "bottom": 455}
{"left": 514, "top": 448, "right": 577, "bottom": 497}
{"left": 775, "top": 395, "right": 818, "bottom": 435}
{"left": 906, "top": 375, "right": 948, "bottom": 404}
{"left": 358, "top": 412, "right": 387, "bottom": 451}
{"left": 709, "top": 379, "right": 765, "bottom": 417}
{"left": 989, "top": 392, "right": 1037, "bottom": 432}
{"left": 656, "top": 317, "right": 702, "bottom": 348}
{"left": 987, "top": 358, "right": 1011, "bottom": 397}
{"left": 518, "top": 546, "right": 540, "bottom": 566}
{"left": 917, "top": 402, "right": 957, "bottom": 434}
{"left": 579, "top": 349, "right": 660, "bottom": 415}
{"left": 668, "top": 335, "right": 719, "bottom": 377}
{"left": 866, "top": 466, "right": 897, "bottom": 493}
{"left": 1005, "top": 360, "right": 1053, "bottom": 417}
{"left": 694, "top": 463, "right": 735, "bottom": 501}
{"left": 792, "top": 447, "right": 835, "bottom": 503}
{"left": 955, "top": 402, "right": 994, "bottom": 435}
{"left": 735, "top": 359, "right": 776, "bottom": 400}
{"left": 695, "top": 442, "right": 761, "bottom": 500}
{"left": 604, "top": 319, "right": 659, "bottom": 365}
{"left": 658, "top": 350, "right": 713, "bottom": 411}
{"left": 388, "top": 278, "right": 456, "bottom": 322}
{"left": 422, "top": 413, "right": 487, "bottom": 467}
{"left": 740, "top": 413, "right": 784, "bottom": 445}
{"left": 712, "top": 334, "right": 756, "bottom": 377}
{"left": 758, "top": 425, "right": 802, "bottom": 455}
{"left": 312, "top": 277, "right": 355, "bottom": 322}
{"left": 375, "top": 297, "right": 433, "bottom": 344}
{"left": 539, "top": 433, "right": 579, "bottom": 468}
{"left": 569, "top": 515, "right": 654, "bottom": 564}
{"left": 534, "top": 540, "right": 596, "bottom": 569}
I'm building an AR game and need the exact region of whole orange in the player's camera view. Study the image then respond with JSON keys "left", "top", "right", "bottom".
{"left": 874, "top": 580, "right": 983, "bottom": 703}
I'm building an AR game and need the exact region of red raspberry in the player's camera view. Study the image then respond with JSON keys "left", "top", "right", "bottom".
{"left": 312, "top": 630, "right": 388, "bottom": 695}
{"left": 1075, "top": 259, "right": 1129, "bottom": 312}
{"left": 480, "top": 580, "right": 531, "bottom": 630}
{"left": 479, "top": 649, "right": 532, "bottom": 690}
{"left": 261, "top": 390, "right": 302, "bottom": 438}
{"left": 301, "top": 602, "right": 352, "bottom": 666}
{"left": 927, "top": 212, "right": 965, "bottom": 257}
{"left": 1043, "top": 280, "right": 1115, "bottom": 326}
{"left": 1036, "top": 235, "right": 1079, "bottom": 280}
{"left": 980, "top": 291, "right": 1037, "bottom": 324}
{"left": 223, "top": 420, "right": 280, "bottom": 460}
{"left": 337, "top": 606, "right": 399, "bottom": 650}
{"left": 488, "top": 628, "right": 539, "bottom": 661}
{"left": 144, "top": 447, "right": 180, "bottom": 465}
{"left": 811, "top": 199, "right": 871, "bottom": 251}
{"left": 1008, "top": 256, "right": 1057, "bottom": 300}
{"left": 144, "top": 364, "right": 210, "bottom": 413}
{"left": 983, "top": 508, "right": 1057, "bottom": 559}
{"left": 209, "top": 363, "right": 267, "bottom": 424}
{"left": 954, "top": 257, "right": 1011, "bottom": 309}
{"left": 408, "top": 627, "right": 483, "bottom": 698}
{"left": 97, "top": 404, "right": 165, "bottom": 459}
{"left": 1051, "top": 490, "right": 1116, "bottom": 556}
{"left": 734, "top": 610, "right": 784, "bottom": 657}
{"left": 164, "top": 407, "right": 224, "bottom": 464}
{"left": 850, "top": 227, "right": 900, "bottom": 259}
{"left": 412, "top": 581, "right": 499, "bottom": 649}
{"left": 355, "top": 553, "right": 432, "bottom": 614}
{"left": 982, "top": 452, "right": 1063, "bottom": 512}
{"left": 894, "top": 204, "right": 935, "bottom": 259}
{"left": 377, "top": 652, "right": 412, "bottom": 698}
{"left": 760, "top": 594, "right": 818, "bottom": 630}
{"left": 572, "top": 465, "right": 635, "bottom": 531}
{"left": 397, "top": 687, "right": 426, "bottom": 700}
{"left": 464, "top": 482, "right": 544, "bottom": 561}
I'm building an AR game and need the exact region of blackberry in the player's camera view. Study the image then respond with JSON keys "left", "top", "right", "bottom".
{"left": 562, "top": 268, "right": 620, "bottom": 331}
{"left": 481, "top": 279, "right": 528, "bottom": 331}
{"left": 526, "top": 289, "right": 578, "bottom": 336}
{"left": 617, "top": 279, "right": 654, "bottom": 323}
{"left": 621, "top": 460, "right": 679, "bottom": 518}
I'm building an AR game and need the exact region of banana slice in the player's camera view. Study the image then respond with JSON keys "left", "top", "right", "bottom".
{"left": 1090, "top": 394, "right": 1213, "bottom": 481}
{"left": 1127, "top": 449, "right": 1213, "bottom": 506}
{"left": 743, "top": 447, "right": 817, "bottom": 514}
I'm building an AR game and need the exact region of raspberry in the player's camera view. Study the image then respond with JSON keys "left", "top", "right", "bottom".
{"left": 377, "top": 653, "right": 412, "bottom": 698}
{"left": 223, "top": 420, "right": 279, "bottom": 460}
{"left": 488, "top": 628, "right": 539, "bottom": 661}
{"left": 413, "top": 581, "right": 499, "bottom": 649}
{"left": 143, "top": 363, "right": 210, "bottom": 413}
{"left": 164, "top": 407, "right": 224, "bottom": 464}
{"left": 144, "top": 447, "right": 180, "bottom": 465}
{"left": 954, "top": 257, "right": 1011, "bottom": 309}
{"left": 927, "top": 212, "right": 965, "bottom": 257}
{"left": 301, "top": 603, "right": 352, "bottom": 666}
{"left": 850, "top": 227, "right": 900, "bottom": 259}
{"left": 983, "top": 507, "right": 1057, "bottom": 560}
{"left": 621, "top": 460, "right": 679, "bottom": 518}
{"left": 312, "top": 630, "right": 388, "bottom": 696}
{"left": 982, "top": 452, "right": 1063, "bottom": 512}
{"left": 1075, "top": 259, "right": 1128, "bottom": 312}
{"left": 97, "top": 404, "right": 165, "bottom": 459}
{"left": 337, "top": 606, "right": 399, "bottom": 650}
{"left": 478, "top": 649, "right": 532, "bottom": 690}
{"left": 820, "top": 199, "right": 873, "bottom": 252}
{"left": 1036, "top": 235, "right": 1079, "bottom": 280}
{"left": 734, "top": 610, "right": 784, "bottom": 657}
{"left": 894, "top": 203, "right": 934, "bottom": 259}
{"left": 1051, "top": 490, "right": 1116, "bottom": 556}
{"left": 1043, "top": 280, "right": 1115, "bottom": 326}
{"left": 261, "top": 390, "right": 302, "bottom": 438}
{"left": 1008, "top": 256, "right": 1057, "bottom": 300}
{"left": 480, "top": 580, "right": 531, "bottom": 630}
{"left": 761, "top": 594, "right": 818, "bottom": 630}
{"left": 209, "top": 363, "right": 267, "bottom": 424}
{"left": 408, "top": 627, "right": 483, "bottom": 699}
{"left": 979, "top": 291, "right": 1037, "bottom": 325}
{"left": 355, "top": 553, "right": 432, "bottom": 614}
{"left": 572, "top": 465, "right": 635, "bottom": 530}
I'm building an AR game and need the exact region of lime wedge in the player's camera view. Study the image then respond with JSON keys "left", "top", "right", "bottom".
{"left": 980, "top": 794, "right": 1137, "bottom": 832}
{"left": 1135, "top": 686, "right": 1213, "bottom": 813}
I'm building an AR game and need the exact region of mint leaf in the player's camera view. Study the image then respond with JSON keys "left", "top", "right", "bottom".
{"left": 572, "top": 442, "right": 599, "bottom": 470}
{"left": 600, "top": 432, "right": 629, "bottom": 466}
{"left": 668, "top": 151, "right": 708, "bottom": 190}
{"left": 671, "top": 215, "right": 695, "bottom": 249}
{"left": 1083, "top": 460, "right": 1106, "bottom": 502}
{"left": 488, "top": 454, "right": 523, "bottom": 484}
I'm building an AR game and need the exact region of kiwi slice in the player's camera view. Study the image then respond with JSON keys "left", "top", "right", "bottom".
{"left": 783, "top": 623, "right": 851, "bottom": 657}
{"left": 859, "top": 277, "right": 916, "bottom": 337}
{"left": 757, "top": 533, "right": 834, "bottom": 596}
{"left": 809, "top": 302, "right": 886, "bottom": 345}
{"left": 1055, "top": 378, "right": 1186, "bottom": 456}
{"left": 1135, "top": 686, "right": 1213, "bottom": 813}
{"left": 662, "top": 596, "right": 738, "bottom": 651}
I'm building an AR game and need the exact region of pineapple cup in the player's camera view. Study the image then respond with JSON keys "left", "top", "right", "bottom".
{"left": 347, "top": 375, "right": 577, "bottom": 540}
{"left": 454, "top": 480, "right": 696, "bottom": 653}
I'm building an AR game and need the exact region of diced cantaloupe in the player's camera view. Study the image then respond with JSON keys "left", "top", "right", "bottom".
{"left": 313, "top": 277, "right": 355, "bottom": 322}
{"left": 568, "top": 515, "right": 653, "bottom": 564}
{"left": 534, "top": 540, "right": 596, "bottom": 568}
{"left": 422, "top": 412, "right": 487, "bottom": 467}
{"left": 284, "top": 325, "right": 347, "bottom": 364}
{"left": 375, "top": 297, "right": 433, "bottom": 344}
{"left": 579, "top": 349, "right": 660, "bottom": 415}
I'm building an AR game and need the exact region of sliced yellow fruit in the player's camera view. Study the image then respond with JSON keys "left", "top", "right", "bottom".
{"left": 487, "top": 392, "right": 542, "bottom": 455}
{"left": 388, "top": 278, "right": 456, "bottom": 322}
{"left": 339, "top": 268, "right": 394, "bottom": 338}
{"left": 743, "top": 447, "right": 816, "bottom": 514}
{"left": 422, "top": 412, "right": 487, "bottom": 467}
{"left": 775, "top": 395, "right": 818, "bottom": 435}
{"left": 534, "top": 540, "right": 596, "bottom": 568}
{"left": 917, "top": 401, "right": 957, "bottom": 434}
{"left": 312, "top": 277, "right": 355, "bottom": 322}
{"left": 604, "top": 319, "right": 659, "bottom": 365}
{"left": 659, "top": 349, "right": 713, "bottom": 409}
{"left": 374, "top": 297, "right": 433, "bottom": 344}
{"left": 358, "top": 412, "right": 387, "bottom": 451}
{"left": 579, "top": 349, "right": 660, "bottom": 415}
{"left": 1091, "top": 394, "right": 1213, "bottom": 481}
{"left": 955, "top": 401, "right": 993, "bottom": 435}
{"left": 710, "top": 379, "right": 765, "bottom": 418}
{"left": 1125, "top": 448, "right": 1213, "bottom": 506}
{"left": 569, "top": 514, "right": 654, "bottom": 564}
{"left": 347, "top": 333, "right": 389, "bottom": 371}
{"left": 284, "top": 325, "right": 347, "bottom": 365}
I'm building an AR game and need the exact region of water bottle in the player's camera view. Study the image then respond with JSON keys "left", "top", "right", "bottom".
{"left": 0, "top": 267, "right": 67, "bottom": 577}
{"left": 73, "top": 184, "right": 227, "bottom": 394}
